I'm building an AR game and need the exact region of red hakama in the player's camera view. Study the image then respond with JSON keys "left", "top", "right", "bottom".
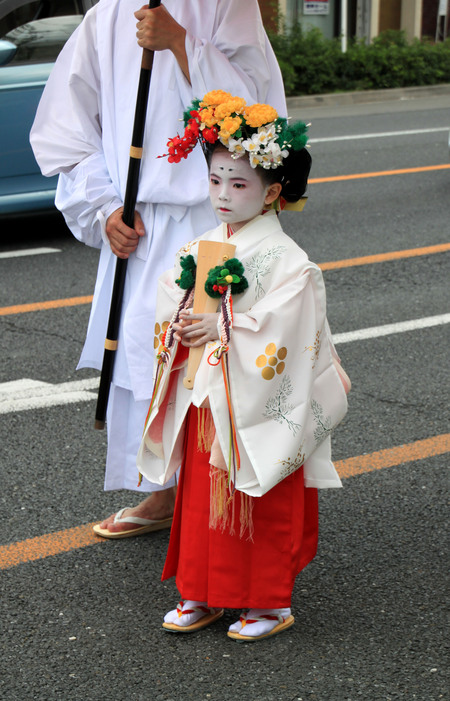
{"left": 162, "top": 407, "right": 319, "bottom": 609}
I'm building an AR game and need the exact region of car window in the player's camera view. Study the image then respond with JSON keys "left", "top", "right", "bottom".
{"left": 0, "top": 1, "right": 94, "bottom": 65}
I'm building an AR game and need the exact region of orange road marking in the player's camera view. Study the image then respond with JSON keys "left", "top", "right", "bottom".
{"left": 0, "top": 523, "right": 100, "bottom": 570}
{"left": 318, "top": 242, "right": 450, "bottom": 271}
{"left": 310, "top": 163, "right": 450, "bottom": 183}
{"left": 1, "top": 433, "right": 448, "bottom": 570}
{"left": 336, "top": 433, "right": 450, "bottom": 480}
{"left": 1, "top": 243, "right": 449, "bottom": 317}
{"left": 0, "top": 295, "right": 93, "bottom": 316}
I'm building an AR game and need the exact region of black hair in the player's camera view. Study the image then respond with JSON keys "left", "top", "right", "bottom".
{"left": 205, "top": 142, "right": 312, "bottom": 201}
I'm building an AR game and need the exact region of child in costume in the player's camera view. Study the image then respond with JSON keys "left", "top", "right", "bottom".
{"left": 137, "top": 91, "right": 350, "bottom": 641}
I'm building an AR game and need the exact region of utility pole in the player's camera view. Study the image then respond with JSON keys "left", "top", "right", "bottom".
{"left": 341, "top": 0, "right": 348, "bottom": 51}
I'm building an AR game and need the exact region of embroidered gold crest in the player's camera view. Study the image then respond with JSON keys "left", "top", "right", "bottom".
{"left": 154, "top": 321, "right": 170, "bottom": 353}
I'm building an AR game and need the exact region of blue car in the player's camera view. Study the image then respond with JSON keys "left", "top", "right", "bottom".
{"left": 0, "top": 0, "right": 97, "bottom": 216}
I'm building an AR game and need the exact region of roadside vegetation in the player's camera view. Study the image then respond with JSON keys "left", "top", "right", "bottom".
{"left": 268, "top": 26, "right": 450, "bottom": 96}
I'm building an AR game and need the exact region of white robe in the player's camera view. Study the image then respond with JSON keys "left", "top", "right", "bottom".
{"left": 137, "top": 212, "right": 348, "bottom": 497}
{"left": 29, "top": 0, "right": 287, "bottom": 490}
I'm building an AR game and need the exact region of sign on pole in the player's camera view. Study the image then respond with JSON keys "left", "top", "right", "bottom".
{"left": 303, "top": 0, "right": 330, "bottom": 15}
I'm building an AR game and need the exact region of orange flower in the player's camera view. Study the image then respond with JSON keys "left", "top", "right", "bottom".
{"left": 219, "top": 116, "right": 242, "bottom": 138}
{"left": 243, "top": 104, "right": 278, "bottom": 128}
{"left": 198, "top": 107, "right": 217, "bottom": 128}
{"left": 214, "top": 97, "right": 247, "bottom": 120}
{"left": 200, "top": 90, "right": 233, "bottom": 108}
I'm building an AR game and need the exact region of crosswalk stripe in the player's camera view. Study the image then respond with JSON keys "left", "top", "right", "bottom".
{"left": 0, "top": 247, "right": 61, "bottom": 259}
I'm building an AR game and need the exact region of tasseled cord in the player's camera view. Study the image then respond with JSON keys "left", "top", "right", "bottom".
{"left": 207, "top": 287, "right": 254, "bottom": 540}
{"left": 207, "top": 285, "right": 240, "bottom": 486}
{"left": 137, "top": 286, "right": 195, "bottom": 487}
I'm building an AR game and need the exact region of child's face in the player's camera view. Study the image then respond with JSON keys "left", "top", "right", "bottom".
{"left": 209, "top": 149, "right": 272, "bottom": 232}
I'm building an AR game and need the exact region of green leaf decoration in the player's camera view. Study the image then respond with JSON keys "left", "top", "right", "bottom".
{"left": 183, "top": 98, "right": 202, "bottom": 124}
{"left": 175, "top": 254, "right": 197, "bottom": 289}
{"left": 204, "top": 258, "right": 249, "bottom": 298}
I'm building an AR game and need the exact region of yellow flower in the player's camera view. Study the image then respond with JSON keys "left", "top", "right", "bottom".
{"left": 243, "top": 104, "right": 278, "bottom": 128}
{"left": 214, "top": 97, "right": 247, "bottom": 120}
{"left": 219, "top": 131, "right": 231, "bottom": 145}
{"left": 198, "top": 108, "right": 217, "bottom": 128}
{"left": 200, "top": 90, "right": 233, "bottom": 108}
{"left": 219, "top": 115, "right": 242, "bottom": 136}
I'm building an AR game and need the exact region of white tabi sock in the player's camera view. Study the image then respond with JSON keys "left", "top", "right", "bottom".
{"left": 228, "top": 608, "right": 291, "bottom": 637}
{"left": 164, "top": 600, "right": 210, "bottom": 627}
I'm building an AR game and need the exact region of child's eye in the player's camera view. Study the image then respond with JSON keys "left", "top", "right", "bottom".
{"left": 210, "top": 177, "right": 220, "bottom": 185}
{"left": 233, "top": 183, "right": 245, "bottom": 189}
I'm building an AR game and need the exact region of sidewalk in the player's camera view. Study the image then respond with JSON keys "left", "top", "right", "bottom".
{"left": 286, "top": 82, "right": 450, "bottom": 109}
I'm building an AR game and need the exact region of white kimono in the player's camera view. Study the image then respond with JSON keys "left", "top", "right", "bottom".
{"left": 137, "top": 211, "right": 348, "bottom": 497}
{"left": 29, "top": 0, "right": 287, "bottom": 490}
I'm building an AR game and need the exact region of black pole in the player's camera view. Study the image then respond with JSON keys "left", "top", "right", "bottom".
{"left": 94, "top": 0, "right": 161, "bottom": 430}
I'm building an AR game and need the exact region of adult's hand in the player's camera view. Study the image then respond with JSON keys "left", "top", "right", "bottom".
{"left": 134, "top": 5, "right": 190, "bottom": 81}
{"left": 105, "top": 207, "right": 145, "bottom": 259}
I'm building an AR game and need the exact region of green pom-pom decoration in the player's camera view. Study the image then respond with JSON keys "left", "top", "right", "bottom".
{"left": 205, "top": 258, "right": 248, "bottom": 298}
{"left": 176, "top": 255, "right": 196, "bottom": 289}
{"left": 276, "top": 118, "right": 308, "bottom": 152}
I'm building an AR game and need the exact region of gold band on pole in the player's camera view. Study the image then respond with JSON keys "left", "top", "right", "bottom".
{"left": 104, "top": 338, "right": 118, "bottom": 351}
{"left": 129, "top": 146, "right": 143, "bottom": 159}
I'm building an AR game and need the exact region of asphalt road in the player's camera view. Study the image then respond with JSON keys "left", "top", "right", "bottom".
{"left": 0, "top": 89, "right": 449, "bottom": 701}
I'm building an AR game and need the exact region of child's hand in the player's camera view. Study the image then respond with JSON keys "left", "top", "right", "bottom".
{"left": 173, "top": 311, "right": 219, "bottom": 347}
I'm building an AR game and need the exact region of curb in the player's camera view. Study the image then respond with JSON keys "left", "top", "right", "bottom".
{"left": 286, "top": 83, "right": 450, "bottom": 109}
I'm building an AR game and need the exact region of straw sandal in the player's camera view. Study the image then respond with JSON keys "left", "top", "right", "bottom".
{"left": 162, "top": 601, "right": 224, "bottom": 633}
{"left": 227, "top": 611, "right": 294, "bottom": 642}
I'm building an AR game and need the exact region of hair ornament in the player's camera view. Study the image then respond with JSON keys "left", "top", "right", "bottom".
{"left": 159, "top": 90, "right": 308, "bottom": 171}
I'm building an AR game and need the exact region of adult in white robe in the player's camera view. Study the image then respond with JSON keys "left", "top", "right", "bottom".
{"left": 137, "top": 210, "right": 348, "bottom": 494}
{"left": 29, "top": 0, "right": 287, "bottom": 529}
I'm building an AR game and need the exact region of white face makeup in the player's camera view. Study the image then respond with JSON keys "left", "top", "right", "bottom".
{"left": 209, "top": 149, "right": 269, "bottom": 232}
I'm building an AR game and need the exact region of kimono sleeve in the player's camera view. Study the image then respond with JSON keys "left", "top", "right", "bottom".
{"left": 30, "top": 8, "right": 103, "bottom": 176}
{"left": 209, "top": 262, "right": 348, "bottom": 496}
{"left": 178, "top": 0, "right": 286, "bottom": 115}
{"left": 30, "top": 8, "right": 121, "bottom": 247}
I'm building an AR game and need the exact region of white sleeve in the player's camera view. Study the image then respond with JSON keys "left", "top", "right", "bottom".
{"left": 55, "top": 152, "right": 122, "bottom": 248}
{"left": 30, "top": 8, "right": 103, "bottom": 176}
{"left": 177, "top": 0, "right": 287, "bottom": 115}
{"left": 30, "top": 7, "right": 121, "bottom": 247}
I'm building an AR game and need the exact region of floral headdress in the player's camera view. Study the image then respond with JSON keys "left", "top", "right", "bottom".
{"left": 160, "top": 90, "right": 309, "bottom": 171}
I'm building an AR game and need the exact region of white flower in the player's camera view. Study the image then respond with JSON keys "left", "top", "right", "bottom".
{"left": 257, "top": 123, "right": 277, "bottom": 143}
{"left": 249, "top": 153, "right": 263, "bottom": 168}
{"left": 254, "top": 140, "right": 288, "bottom": 168}
{"left": 266, "top": 140, "right": 287, "bottom": 159}
{"left": 242, "top": 134, "right": 260, "bottom": 152}
{"left": 227, "top": 137, "right": 246, "bottom": 157}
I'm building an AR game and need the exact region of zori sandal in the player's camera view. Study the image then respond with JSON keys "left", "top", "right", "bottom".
{"left": 93, "top": 507, "right": 173, "bottom": 539}
{"left": 162, "top": 600, "right": 224, "bottom": 633}
{"left": 227, "top": 609, "right": 294, "bottom": 642}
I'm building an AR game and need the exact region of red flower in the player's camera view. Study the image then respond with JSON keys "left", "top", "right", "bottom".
{"left": 187, "top": 118, "right": 200, "bottom": 138}
{"left": 165, "top": 127, "right": 197, "bottom": 163}
{"left": 202, "top": 126, "right": 218, "bottom": 144}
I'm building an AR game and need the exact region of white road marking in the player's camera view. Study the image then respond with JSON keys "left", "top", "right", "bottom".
{"left": 0, "top": 377, "right": 98, "bottom": 414}
{"left": 333, "top": 313, "right": 450, "bottom": 345}
{"left": 1, "top": 314, "right": 449, "bottom": 414}
{"left": 0, "top": 247, "right": 61, "bottom": 259}
{"left": 309, "top": 127, "right": 449, "bottom": 144}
